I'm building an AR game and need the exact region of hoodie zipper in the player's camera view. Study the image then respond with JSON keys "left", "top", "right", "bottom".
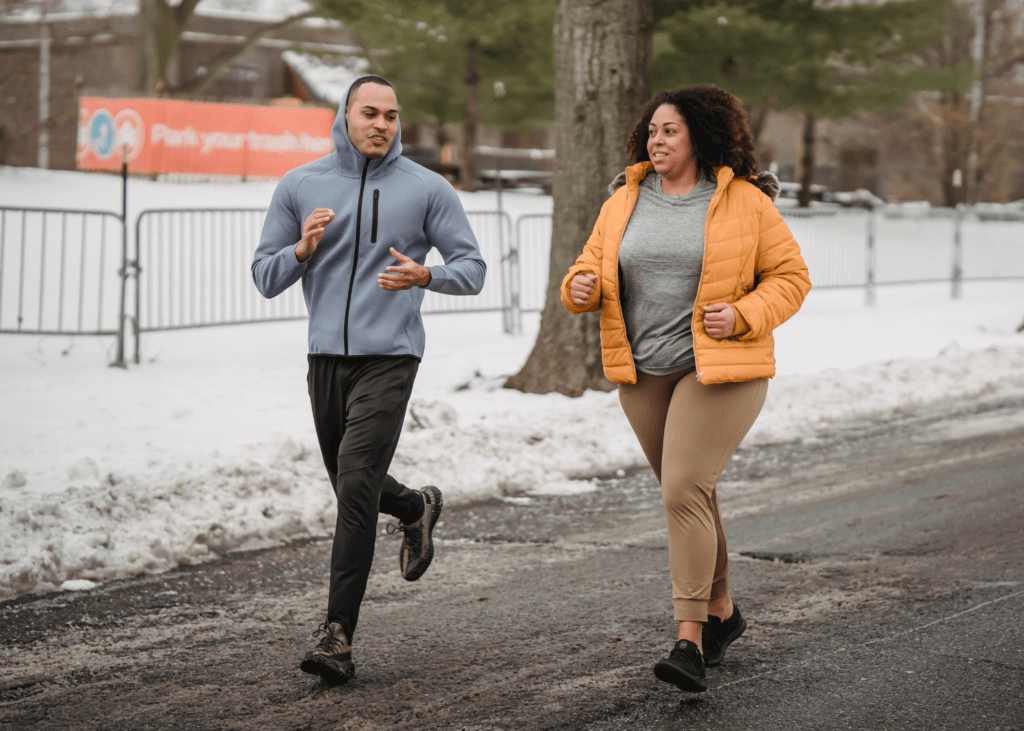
{"left": 343, "top": 159, "right": 371, "bottom": 355}
{"left": 371, "top": 189, "right": 379, "bottom": 243}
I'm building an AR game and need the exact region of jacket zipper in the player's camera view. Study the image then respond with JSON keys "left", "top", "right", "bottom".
{"left": 343, "top": 159, "right": 371, "bottom": 355}
{"left": 371, "top": 189, "right": 379, "bottom": 243}
{"left": 693, "top": 169, "right": 730, "bottom": 383}
{"left": 615, "top": 169, "right": 637, "bottom": 375}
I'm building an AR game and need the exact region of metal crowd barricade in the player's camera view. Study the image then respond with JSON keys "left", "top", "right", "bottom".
{"left": 131, "top": 208, "right": 517, "bottom": 362}
{"left": 514, "top": 214, "right": 553, "bottom": 316}
{"left": 951, "top": 206, "right": 1024, "bottom": 298}
{"left": 420, "top": 211, "right": 514, "bottom": 322}
{"left": 132, "top": 208, "right": 304, "bottom": 363}
{"left": 4, "top": 202, "right": 1023, "bottom": 367}
{"left": 0, "top": 206, "right": 126, "bottom": 342}
{"left": 509, "top": 206, "right": 1024, "bottom": 317}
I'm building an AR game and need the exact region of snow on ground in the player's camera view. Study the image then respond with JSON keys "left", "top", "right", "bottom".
{"left": 1, "top": 167, "right": 1023, "bottom": 602}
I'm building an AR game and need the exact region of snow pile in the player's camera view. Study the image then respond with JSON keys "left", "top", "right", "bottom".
{"left": 0, "top": 166, "right": 1022, "bottom": 601}
{"left": 753, "top": 342, "right": 1024, "bottom": 442}
{"left": 391, "top": 391, "right": 639, "bottom": 497}
{"left": 1, "top": 440, "right": 333, "bottom": 600}
{"left": 4, "top": 340, "right": 1024, "bottom": 600}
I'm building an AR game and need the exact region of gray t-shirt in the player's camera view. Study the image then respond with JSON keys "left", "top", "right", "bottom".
{"left": 618, "top": 172, "right": 716, "bottom": 375}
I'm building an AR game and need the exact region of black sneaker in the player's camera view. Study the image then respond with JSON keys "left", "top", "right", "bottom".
{"left": 654, "top": 639, "right": 708, "bottom": 693}
{"left": 387, "top": 485, "right": 443, "bottom": 582}
{"left": 701, "top": 605, "right": 747, "bottom": 667}
{"left": 299, "top": 622, "right": 355, "bottom": 685}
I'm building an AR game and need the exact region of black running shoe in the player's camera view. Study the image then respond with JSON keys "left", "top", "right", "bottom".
{"left": 654, "top": 639, "right": 708, "bottom": 693}
{"left": 701, "top": 605, "right": 747, "bottom": 667}
{"left": 299, "top": 622, "right": 355, "bottom": 685}
{"left": 387, "top": 485, "right": 443, "bottom": 582}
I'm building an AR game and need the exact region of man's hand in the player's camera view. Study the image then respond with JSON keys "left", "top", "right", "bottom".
{"left": 379, "top": 248, "right": 431, "bottom": 290}
{"left": 296, "top": 208, "right": 334, "bottom": 263}
{"left": 569, "top": 273, "right": 598, "bottom": 306}
{"left": 703, "top": 302, "right": 736, "bottom": 339}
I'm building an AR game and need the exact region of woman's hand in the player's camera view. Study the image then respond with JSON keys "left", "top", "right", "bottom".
{"left": 703, "top": 302, "right": 736, "bottom": 339}
{"left": 569, "top": 273, "right": 598, "bottom": 306}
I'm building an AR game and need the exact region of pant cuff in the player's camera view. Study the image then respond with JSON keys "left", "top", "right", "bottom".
{"left": 673, "top": 598, "right": 708, "bottom": 623}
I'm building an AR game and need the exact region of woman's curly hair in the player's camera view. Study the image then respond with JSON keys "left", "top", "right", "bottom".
{"left": 626, "top": 86, "right": 764, "bottom": 188}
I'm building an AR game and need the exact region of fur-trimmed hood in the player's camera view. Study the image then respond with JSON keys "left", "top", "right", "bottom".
{"left": 608, "top": 167, "right": 780, "bottom": 201}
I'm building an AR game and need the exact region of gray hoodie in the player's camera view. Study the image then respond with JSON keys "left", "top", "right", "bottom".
{"left": 252, "top": 76, "right": 486, "bottom": 357}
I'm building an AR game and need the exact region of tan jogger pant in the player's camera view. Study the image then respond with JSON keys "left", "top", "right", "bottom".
{"left": 618, "top": 370, "right": 768, "bottom": 623}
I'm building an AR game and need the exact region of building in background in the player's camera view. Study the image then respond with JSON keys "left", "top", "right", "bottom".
{"left": 0, "top": 0, "right": 364, "bottom": 171}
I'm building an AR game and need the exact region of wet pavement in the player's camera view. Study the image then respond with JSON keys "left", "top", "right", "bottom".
{"left": 2, "top": 396, "right": 1023, "bottom": 730}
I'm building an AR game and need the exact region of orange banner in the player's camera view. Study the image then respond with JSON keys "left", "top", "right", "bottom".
{"left": 77, "top": 98, "right": 336, "bottom": 178}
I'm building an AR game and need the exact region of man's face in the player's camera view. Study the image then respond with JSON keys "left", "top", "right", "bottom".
{"left": 346, "top": 83, "right": 399, "bottom": 159}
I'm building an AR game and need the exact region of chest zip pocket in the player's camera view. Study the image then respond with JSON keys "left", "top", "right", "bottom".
{"left": 371, "top": 189, "right": 379, "bottom": 244}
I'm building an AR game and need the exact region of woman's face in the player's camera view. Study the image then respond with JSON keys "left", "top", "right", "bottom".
{"left": 647, "top": 104, "right": 695, "bottom": 180}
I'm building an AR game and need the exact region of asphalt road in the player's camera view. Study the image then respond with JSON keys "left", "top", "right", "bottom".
{"left": 2, "top": 396, "right": 1023, "bottom": 731}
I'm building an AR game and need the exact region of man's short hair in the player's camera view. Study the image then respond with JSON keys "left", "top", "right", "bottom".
{"left": 345, "top": 76, "right": 395, "bottom": 113}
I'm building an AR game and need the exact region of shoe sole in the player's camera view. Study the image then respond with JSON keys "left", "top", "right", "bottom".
{"left": 300, "top": 655, "right": 355, "bottom": 686}
{"left": 704, "top": 614, "right": 747, "bottom": 667}
{"left": 403, "top": 486, "right": 443, "bottom": 582}
{"left": 654, "top": 660, "right": 708, "bottom": 693}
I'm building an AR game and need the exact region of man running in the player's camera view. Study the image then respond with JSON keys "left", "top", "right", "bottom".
{"left": 252, "top": 75, "right": 486, "bottom": 685}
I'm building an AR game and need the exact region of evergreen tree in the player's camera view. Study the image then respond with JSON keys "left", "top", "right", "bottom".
{"left": 653, "top": 0, "right": 957, "bottom": 205}
{"left": 344, "top": 0, "right": 554, "bottom": 191}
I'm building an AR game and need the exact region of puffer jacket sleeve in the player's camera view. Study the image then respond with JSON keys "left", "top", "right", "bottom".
{"left": 559, "top": 203, "right": 609, "bottom": 314}
{"left": 730, "top": 199, "right": 811, "bottom": 339}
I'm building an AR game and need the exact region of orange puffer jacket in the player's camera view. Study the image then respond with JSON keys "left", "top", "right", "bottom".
{"left": 560, "top": 163, "right": 811, "bottom": 385}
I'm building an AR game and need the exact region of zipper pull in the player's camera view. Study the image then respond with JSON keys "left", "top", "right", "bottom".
{"left": 696, "top": 371, "right": 703, "bottom": 383}
{"left": 371, "top": 189, "right": 379, "bottom": 243}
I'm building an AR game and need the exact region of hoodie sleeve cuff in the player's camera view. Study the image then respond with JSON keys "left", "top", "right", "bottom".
{"left": 424, "top": 265, "right": 448, "bottom": 293}
{"left": 288, "top": 244, "right": 309, "bottom": 270}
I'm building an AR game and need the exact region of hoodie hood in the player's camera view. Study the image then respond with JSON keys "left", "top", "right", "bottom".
{"left": 331, "top": 74, "right": 404, "bottom": 178}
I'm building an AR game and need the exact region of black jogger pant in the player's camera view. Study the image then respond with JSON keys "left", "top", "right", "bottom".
{"left": 307, "top": 354, "right": 423, "bottom": 642}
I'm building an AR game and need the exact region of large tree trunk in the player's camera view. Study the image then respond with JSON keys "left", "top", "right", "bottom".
{"left": 797, "top": 112, "right": 816, "bottom": 208}
{"left": 138, "top": 0, "right": 311, "bottom": 96}
{"left": 459, "top": 39, "right": 480, "bottom": 193}
{"left": 505, "top": 0, "right": 652, "bottom": 397}
{"left": 138, "top": 0, "right": 198, "bottom": 94}
{"left": 743, "top": 103, "right": 770, "bottom": 148}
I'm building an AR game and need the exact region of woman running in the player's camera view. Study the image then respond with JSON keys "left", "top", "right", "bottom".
{"left": 562, "top": 86, "right": 811, "bottom": 693}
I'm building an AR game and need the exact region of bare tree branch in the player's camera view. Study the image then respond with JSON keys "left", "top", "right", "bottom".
{"left": 988, "top": 52, "right": 1024, "bottom": 77}
{"left": 173, "top": 0, "right": 204, "bottom": 30}
{"left": 177, "top": 10, "right": 317, "bottom": 96}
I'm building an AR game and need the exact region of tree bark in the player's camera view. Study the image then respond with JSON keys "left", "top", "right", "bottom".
{"left": 938, "top": 92, "right": 967, "bottom": 207}
{"left": 178, "top": 11, "right": 315, "bottom": 96}
{"left": 744, "top": 103, "right": 770, "bottom": 148}
{"left": 138, "top": 0, "right": 311, "bottom": 96}
{"left": 459, "top": 39, "right": 480, "bottom": 193}
{"left": 965, "top": 0, "right": 995, "bottom": 205}
{"left": 797, "top": 111, "right": 816, "bottom": 208}
{"left": 505, "top": 0, "right": 652, "bottom": 397}
{"left": 138, "top": 0, "right": 201, "bottom": 94}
